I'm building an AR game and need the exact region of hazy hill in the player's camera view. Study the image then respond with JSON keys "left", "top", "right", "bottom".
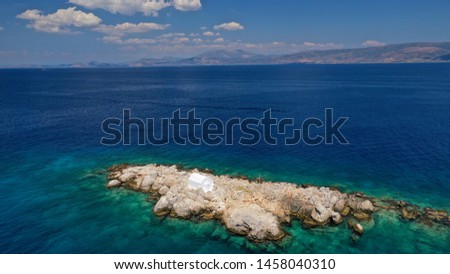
{"left": 6, "top": 42, "right": 450, "bottom": 68}
{"left": 275, "top": 42, "right": 450, "bottom": 64}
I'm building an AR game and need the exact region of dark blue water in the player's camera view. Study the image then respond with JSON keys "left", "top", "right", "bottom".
{"left": 0, "top": 64, "right": 449, "bottom": 253}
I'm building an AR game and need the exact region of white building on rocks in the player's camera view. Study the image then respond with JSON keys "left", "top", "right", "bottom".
{"left": 188, "top": 173, "right": 214, "bottom": 192}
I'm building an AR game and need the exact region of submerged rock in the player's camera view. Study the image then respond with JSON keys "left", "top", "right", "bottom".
{"left": 400, "top": 206, "right": 421, "bottom": 220}
{"left": 349, "top": 221, "right": 364, "bottom": 235}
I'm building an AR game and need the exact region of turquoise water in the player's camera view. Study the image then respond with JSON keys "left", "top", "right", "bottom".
{"left": 0, "top": 64, "right": 449, "bottom": 253}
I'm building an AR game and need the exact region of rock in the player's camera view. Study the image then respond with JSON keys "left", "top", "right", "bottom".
{"left": 352, "top": 210, "right": 371, "bottom": 220}
{"left": 331, "top": 212, "right": 343, "bottom": 224}
{"left": 162, "top": 176, "right": 177, "bottom": 187}
{"left": 224, "top": 204, "right": 284, "bottom": 242}
{"left": 107, "top": 179, "right": 121, "bottom": 188}
{"left": 134, "top": 176, "right": 144, "bottom": 190}
{"left": 118, "top": 172, "right": 136, "bottom": 183}
{"left": 106, "top": 163, "right": 449, "bottom": 242}
{"left": 154, "top": 196, "right": 172, "bottom": 216}
{"left": 140, "top": 174, "right": 157, "bottom": 191}
{"left": 397, "top": 200, "right": 408, "bottom": 207}
{"left": 302, "top": 218, "right": 320, "bottom": 228}
{"left": 341, "top": 206, "right": 351, "bottom": 216}
{"left": 360, "top": 200, "right": 375, "bottom": 212}
{"left": 311, "top": 204, "right": 332, "bottom": 224}
{"left": 422, "top": 209, "right": 449, "bottom": 225}
{"left": 107, "top": 171, "right": 121, "bottom": 180}
{"left": 297, "top": 204, "right": 314, "bottom": 217}
{"left": 333, "top": 199, "right": 346, "bottom": 213}
{"left": 401, "top": 206, "right": 421, "bottom": 220}
{"left": 349, "top": 221, "right": 364, "bottom": 235}
{"left": 159, "top": 186, "right": 169, "bottom": 195}
{"left": 172, "top": 201, "right": 193, "bottom": 219}
{"left": 289, "top": 197, "right": 303, "bottom": 214}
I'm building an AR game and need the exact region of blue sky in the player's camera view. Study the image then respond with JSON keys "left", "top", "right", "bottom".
{"left": 1, "top": 0, "right": 450, "bottom": 65}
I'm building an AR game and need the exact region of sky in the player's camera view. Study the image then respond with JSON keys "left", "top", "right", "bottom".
{"left": 0, "top": 0, "right": 450, "bottom": 65}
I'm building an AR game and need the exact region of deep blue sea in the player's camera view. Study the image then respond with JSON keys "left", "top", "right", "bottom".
{"left": 0, "top": 64, "right": 449, "bottom": 253}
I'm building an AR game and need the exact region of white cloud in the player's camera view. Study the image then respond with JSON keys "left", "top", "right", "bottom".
{"left": 363, "top": 40, "right": 386, "bottom": 47}
{"left": 69, "top": 0, "right": 201, "bottom": 16}
{"left": 173, "top": 0, "right": 201, "bottom": 11}
{"left": 102, "top": 36, "right": 157, "bottom": 45}
{"left": 213, "top": 21, "right": 244, "bottom": 31}
{"left": 94, "top": 22, "right": 169, "bottom": 36}
{"left": 102, "top": 32, "right": 189, "bottom": 45}
{"left": 175, "top": 37, "right": 190, "bottom": 43}
{"left": 203, "top": 31, "right": 220, "bottom": 37}
{"left": 213, "top": 37, "right": 225, "bottom": 43}
{"left": 0, "top": 26, "right": 4, "bottom": 31}
{"left": 157, "top": 32, "right": 185, "bottom": 39}
{"left": 303, "top": 41, "right": 344, "bottom": 50}
{"left": 17, "top": 7, "right": 101, "bottom": 34}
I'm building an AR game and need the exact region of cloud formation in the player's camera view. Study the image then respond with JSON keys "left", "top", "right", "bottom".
{"left": 69, "top": 0, "right": 201, "bottom": 16}
{"left": 173, "top": 0, "right": 202, "bottom": 11}
{"left": 0, "top": 26, "right": 4, "bottom": 31}
{"left": 303, "top": 41, "right": 344, "bottom": 50}
{"left": 17, "top": 7, "right": 101, "bottom": 34}
{"left": 213, "top": 22, "right": 244, "bottom": 31}
{"left": 363, "top": 40, "right": 386, "bottom": 47}
{"left": 203, "top": 31, "right": 220, "bottom": 37}
{"left": 94, "top": 22, "right": 169, "bottom": 36}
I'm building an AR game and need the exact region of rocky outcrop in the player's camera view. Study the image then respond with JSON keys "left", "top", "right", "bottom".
{"left": 106, "top": 164, "right": 449, "bottom": 242}
{"left": 349, "top": 220, "right": 364, "bottom": 235}
{"left": 224, "top": 204, "right": 284, "bottom": 241}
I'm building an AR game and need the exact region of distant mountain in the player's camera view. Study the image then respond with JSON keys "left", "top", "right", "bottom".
{"left": 275, "top": 42, "right": 450, "bottom": 64}
{"left": 5, "top": 42, "right": 450, "bottom": 69}
{"left": 128, "top": 57, "right": 183, "bottom": 67}
{"left": 176, "top": 49, "right": 274, "bottom": 65}
{"left": 127, "top": 42, "right": 450, "bottom": 67}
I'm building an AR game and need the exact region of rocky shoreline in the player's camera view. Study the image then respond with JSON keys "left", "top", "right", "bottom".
{"left": 106, "top": 163, "right": 449, "bottom": 242}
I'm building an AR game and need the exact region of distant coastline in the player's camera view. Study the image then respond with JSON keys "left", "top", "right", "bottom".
{"left": 3, "top": 41, "right": 450, "bottom": 69}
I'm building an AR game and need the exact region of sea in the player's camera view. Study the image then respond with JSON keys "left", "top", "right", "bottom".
{"left": 0, "top": 64, "right": 449, "bottom": 253}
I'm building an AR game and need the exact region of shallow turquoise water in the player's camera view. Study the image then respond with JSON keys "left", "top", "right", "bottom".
{"left": 0, "top": 65, "right": 449, "bottom": 253}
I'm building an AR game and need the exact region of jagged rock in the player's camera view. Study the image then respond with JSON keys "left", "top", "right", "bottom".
{"left": 154, "top": 196, "right": 171, "bottom": 216}
{"left": 159, "top": 186, "right": 169, "bottom": 195}
{"left": 118, "top": 172, "right": 136, "bottom": 183}
{"left": 162, "top": 176, "right": 177, "bottom": 187}
{"left": 331, "top": 212, "right": 343, "bottom": 224}
{"left": 311, "top": 204, "right": 332, "bottom": 224}
{"left": 140, "top": 174, "right": 156, "bottom": 191}
{"left": 106, "top": 163, "right": 449, "bottom": 242}
{"left": 298, "top": 204, "right": 315, "bottom": 217}
{"left": 107, "top": 179, "right": 121, "bottom": 188}
{"left": 333, "top": 199, "right": 346, "bottom": 213}
{"left": 360, "top": 200, "right": 375, "bottom": 212}
{"left": 223, "top": 204, "right": 284, "bottom": 242}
